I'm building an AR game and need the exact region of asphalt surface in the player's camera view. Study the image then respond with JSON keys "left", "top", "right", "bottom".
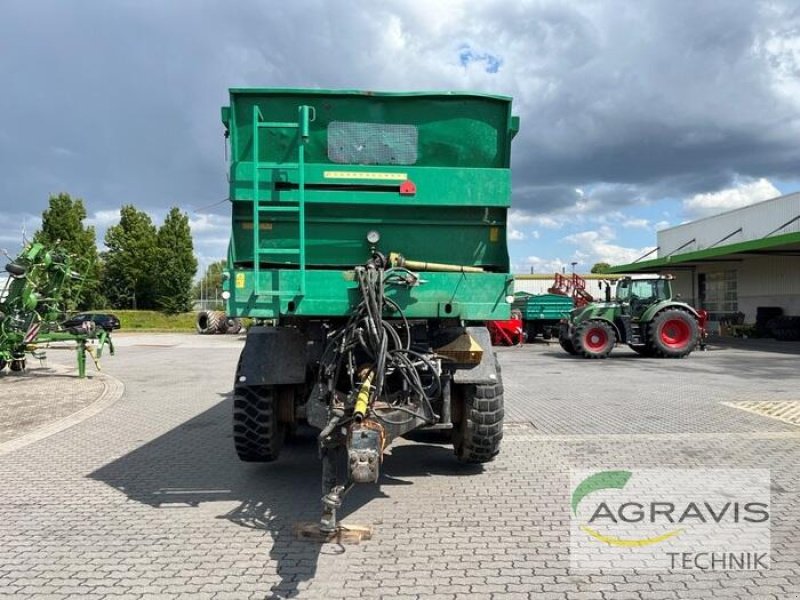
{"left": 0, "top": 333, "right": 797, "bottom": 599}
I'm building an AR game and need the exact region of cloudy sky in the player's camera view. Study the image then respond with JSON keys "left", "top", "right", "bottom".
{"left": 1, "top": 0, "right": 799, "bottom": 275}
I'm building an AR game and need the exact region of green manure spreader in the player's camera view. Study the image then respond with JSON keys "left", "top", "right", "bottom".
{"left": 221, "top": 88, "right": 519, "bottom": 531}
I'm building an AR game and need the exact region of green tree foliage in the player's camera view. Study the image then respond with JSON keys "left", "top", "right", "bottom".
{"left": 591, "top": 262, "right": 612, "bottom": 274}
{"left": 102, "top": 205, "right": 159, "bottom": 309}
{"left": 193, "top": 259, "right": 227, "bottom": 308}
{"left": 33, "top": 192, "right": 103, "bottom": 310}
{"left": 155, "top": 208, "right": 197, "bottom": 314}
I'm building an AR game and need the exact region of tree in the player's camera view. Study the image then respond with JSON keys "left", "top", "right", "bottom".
{"left": 102, "top": 205, "right": 159, "bottom": 309}
{"left": 33, "top": 193, "right": 103, "bottom": 310}
{"left": 193, "top": 260, "right": 227, "bottom": 308}
{"left": 591, "top": 262, "right": 612, "bottom": 274}
{"left": 155, "top": 207, "right": 197, "bottom": 313}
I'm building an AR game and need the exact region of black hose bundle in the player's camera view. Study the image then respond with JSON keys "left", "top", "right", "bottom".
{"left": 317, "top": 260, "right": 441, "bottom": 426}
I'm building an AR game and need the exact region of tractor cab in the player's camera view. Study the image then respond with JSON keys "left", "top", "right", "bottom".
{"left": 616, "top": 274, "right": 673, "bottom": 317}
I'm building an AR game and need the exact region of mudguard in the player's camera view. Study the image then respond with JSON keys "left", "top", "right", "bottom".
{"left": 236, "top": 326, "right": 307, "bottom": 386}
{"left": 452, "top": 326, "right": 500, "bottom": 384}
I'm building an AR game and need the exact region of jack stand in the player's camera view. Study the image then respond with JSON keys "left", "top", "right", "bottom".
{"left": 320, "top": 485, "right": 346, "bottom": 533}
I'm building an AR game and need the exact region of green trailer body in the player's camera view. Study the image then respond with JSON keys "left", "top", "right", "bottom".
{"left": 512, "top": 292, "right": 574, "bottom": 340}
{"left": 512, "top": 292, "right": 573, "bottom": 321}
{"left": 222, "top": 88, "right": 518, "bottom": 320}
{"left": 222, "top": 88, "right": 520, "bottom": 531}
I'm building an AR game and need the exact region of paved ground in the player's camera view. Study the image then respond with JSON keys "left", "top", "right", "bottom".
{"left": 0, "top": 348, "right": 107, "bottom": 444}
{"left": 0, "top": 333, "right": 798, "bottom": 599}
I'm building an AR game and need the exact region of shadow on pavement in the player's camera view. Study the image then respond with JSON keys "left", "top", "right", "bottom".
{"left": 89, "top": 393, "right": 482, "bottom": 599}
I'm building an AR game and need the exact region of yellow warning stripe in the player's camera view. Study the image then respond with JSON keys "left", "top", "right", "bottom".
{"left": 323, "top": 171, "right": 407, "bottom": 181}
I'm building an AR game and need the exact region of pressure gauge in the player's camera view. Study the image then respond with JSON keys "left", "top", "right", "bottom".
{"left": 366, "top": 230, "right": 381, "bottom": 244}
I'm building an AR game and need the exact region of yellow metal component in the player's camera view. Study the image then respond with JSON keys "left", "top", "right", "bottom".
{"left": 435, "top": 333, "right": 484, "bottom": 364}
{"left": 353, "top": 370, "right": 375, "bottom": 420}
{"left": 324, "top": 171, "right": 407, "bottom": 181}
{"left": 235, "top": 273, "right": 246, "bottom": 289}
{"left": 388, "top": 252, "right": 484, "bottom": 273}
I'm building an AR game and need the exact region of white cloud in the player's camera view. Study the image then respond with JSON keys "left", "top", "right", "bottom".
{"left": 189, "top": 212, "right": 229, "bottom": 234}
{"left": 621, "top": 218, "right": 650, "bottom": 229}
{"left": 86, "top": 209, "right": 121, "bottom": 229}
{"left": 522, "top": 255, "right": 569, "bottom": 275}
{"left": 564, "top": 226, "right": 653, "bottom": 267}
{"left": 508, "top": 227, "right": 525, "bottom": 241}
{"left": 683, "top": 178, "right": 780, "bottom": 218}
{"left": 654, "top": 220, "right": 671, "bottom": 230}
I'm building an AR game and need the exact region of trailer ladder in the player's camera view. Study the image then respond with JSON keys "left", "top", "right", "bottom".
{"left": 251, "top": 104, "right": 314, "bottom": 297}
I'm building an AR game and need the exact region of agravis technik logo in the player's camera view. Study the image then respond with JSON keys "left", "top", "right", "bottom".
{"left": 569, "top": 469, "right": 771, "bottom": 571}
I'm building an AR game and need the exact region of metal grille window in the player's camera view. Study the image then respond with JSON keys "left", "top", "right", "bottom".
{"left": 328, "top": 121, "right": 418, "bottom": 165}
{"left": 699, "top": 270, "right": 737, "bottom": 317}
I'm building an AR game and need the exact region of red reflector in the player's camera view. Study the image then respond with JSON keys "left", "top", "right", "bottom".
{"left": 399, "top": 180, "right": 416, "bottom": 195}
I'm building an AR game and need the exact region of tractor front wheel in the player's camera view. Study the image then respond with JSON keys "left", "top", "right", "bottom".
{"left": 647, "top": 309, "right": 699, "bottom": 358}
{"left": 559, "top": 336, "right": 578, "bottom": 355}
{"left": 573, "top": 320, "right": 615, "bottom": 359}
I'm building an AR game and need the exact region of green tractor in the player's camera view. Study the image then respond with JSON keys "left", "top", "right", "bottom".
{"left": 559, "top": 274, "right": 701, "bottom": 359}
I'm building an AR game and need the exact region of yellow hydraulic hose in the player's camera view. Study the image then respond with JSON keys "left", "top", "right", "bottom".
{"left": 353, "top": 370, "right": 375, "bottom": 421}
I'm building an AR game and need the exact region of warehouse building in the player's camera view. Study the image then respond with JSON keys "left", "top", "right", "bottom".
{"left": 611, "top": 192, "right": 800, "bottom": 324}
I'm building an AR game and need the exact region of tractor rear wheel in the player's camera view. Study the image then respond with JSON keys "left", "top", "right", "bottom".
{"left": 232, "top": 384, "right": 289, "bottom": 462}
{"left": 573, "top": 320, "right": 615, "bottom": 359}
{"left": 647, "top": 309, "right": 699, "bottom": 358}
{"left": 453, "top": 360, "right": 504, "bottom": 463}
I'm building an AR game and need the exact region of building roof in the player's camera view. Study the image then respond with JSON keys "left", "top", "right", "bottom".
{"left": 610, "top": 230, "right": 800, "bottom": 273}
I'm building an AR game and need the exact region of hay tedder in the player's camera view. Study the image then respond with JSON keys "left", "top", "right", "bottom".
{"left": 0, "top": 242, "right": 113, "bottom": 377}
{"left": 221, "top": 88, "right": 519, "bottom": 531}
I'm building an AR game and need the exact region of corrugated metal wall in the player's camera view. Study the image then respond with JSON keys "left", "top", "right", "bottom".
{"left": 737, "top": 256, "right": 800, "bottom": 319}
{"left": 658, "top": 192, "right": 800, "bottom": 257}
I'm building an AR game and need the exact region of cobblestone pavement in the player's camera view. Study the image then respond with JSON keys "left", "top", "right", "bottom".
{"left": 0, "top": 348, "right": 106, "bottom": 444}
{"left": 0, "top": 334, "right": 797, "bottom": 600}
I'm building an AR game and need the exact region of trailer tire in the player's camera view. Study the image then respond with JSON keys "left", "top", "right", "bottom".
{"left": 573, "top": 320, "right": 615, "bottom": 359}
{"left": 648, "top": 308, "right": 699, "bottom": 358}
{"left": 453, "top": 360, "right": 504, "bottom": 463}
{"left": 232, "top": 385, "right": 286, "bottom": 462}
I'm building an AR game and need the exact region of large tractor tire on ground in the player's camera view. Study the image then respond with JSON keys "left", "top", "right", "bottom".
{"left": 232, "top": 385, "right": 287, "bottom": 462}
{"left": 647, "top": 309, "right": 699, "bottom": 358}
{"left": 572, "top": 319, "right": 615, "bottom": 359}
{"left": 216, "top": 317, "right": 230, "bottom": 335}
{"left": 196, "top": 310, "right": 223, "bottom": 334}
{"left": 453, "top": 360, "right": 504, "bottom": 463}
{"left": 559, "top": 336, "right": 579, "bottom": 355}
